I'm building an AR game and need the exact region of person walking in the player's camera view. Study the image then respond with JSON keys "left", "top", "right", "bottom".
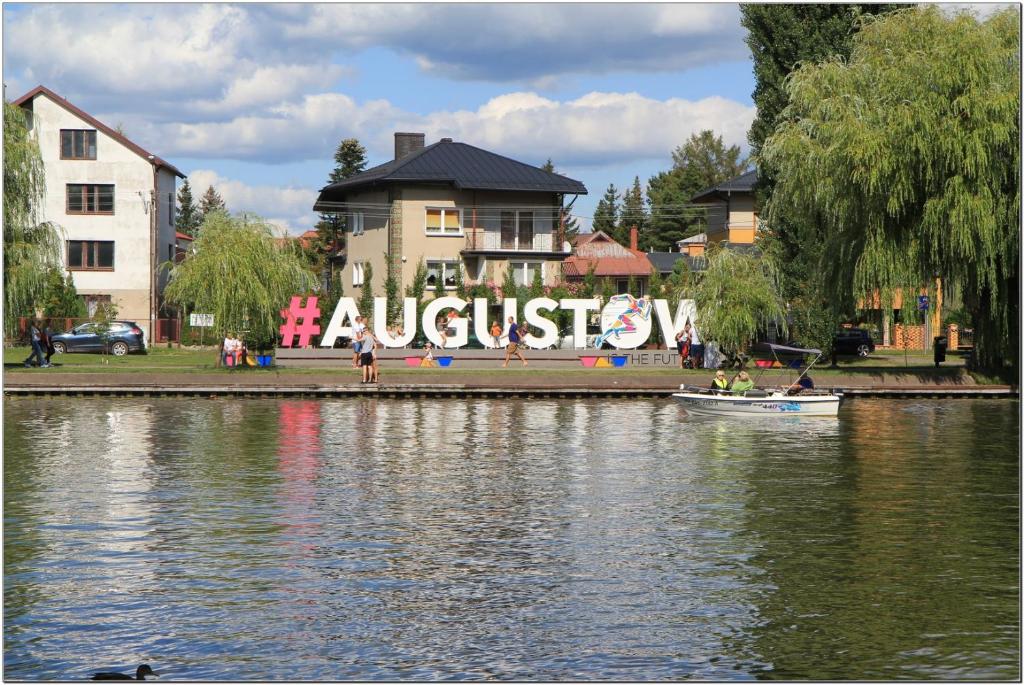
{"left": 689, "top": 323, "right": 704, "bottom": 369}
{"left": 360, "top": 329, "right": 376, "bottom": 383}
{"left": 43, "top": 323, "right": 56, "bottom": 365}
{"left": 23, "top": 322, "right": 49, "bottom": 368}
{"left": 502, "top": 316, "right": 527, "bottom": 367}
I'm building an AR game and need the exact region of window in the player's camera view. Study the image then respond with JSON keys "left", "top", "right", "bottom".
{"left": 66, "top": 184, "right": 114, "bottom": 214}
{"left": 352, "top": 262, "right": 365, "bottom": 287}
{"left": 499, "top": 211, "right": 535, "bottom": 250}
{"left": 351, "top": 211, "right": 365, "bottom": 236}
{"left": 67, "top": 240, "right": 114, "bottom": 270}
{"left": 509, "top": 261, "right": 544, "bottom": 287}
{"left": 426, "top": 260, "right": 462, "bottom": 289}
{"left": 615, "top": 279, "right": 645, "bottom": 296}
{"left": 168, "top": 192, "right": 175, "bottom": 227}
{"left": 80, "top": 295, "right": 112, "bottom": 317}
{"left": 60, "top": 130, "right": 97, "bottom": 160}
{"left": 425, "top": 208, "right": 462, "bottom": 235}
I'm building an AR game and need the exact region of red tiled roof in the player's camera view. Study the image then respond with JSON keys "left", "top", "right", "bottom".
{"left": 12, "top": 85, "right": 185, "bottom": 179}
{"left": 175, "top": 232, "right": 193, "bottom": 241}
{"left": 563, "top": 251, "right": 653, "bottom": 278}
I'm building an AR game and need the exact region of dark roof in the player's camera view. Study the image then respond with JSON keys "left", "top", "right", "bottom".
{"left": 690, "top": 168, "right": 757, "bottom": 204}
{"left": 12, "top": 85, "right": 186, "bottom": 179}
{"left": 315, "top": 139, "right": 586, "bottom": 209}
{"left": 647, "top": 251, "right": 705, "bottom": 273}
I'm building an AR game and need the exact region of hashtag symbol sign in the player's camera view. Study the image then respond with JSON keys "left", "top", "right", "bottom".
{"left": 279, "top": 296, "right": 320, "bottom": 348}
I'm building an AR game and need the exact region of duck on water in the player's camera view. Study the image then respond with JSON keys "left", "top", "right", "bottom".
{"left": 90, "top": 665, "right": 159, "bottom": 680}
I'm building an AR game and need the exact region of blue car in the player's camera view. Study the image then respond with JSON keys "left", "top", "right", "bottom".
{"left": 50, "top": 321, "right": 147, "bottom": 356}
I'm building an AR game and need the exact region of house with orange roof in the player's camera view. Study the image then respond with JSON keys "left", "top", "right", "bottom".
{"left": 562, "top": 227, "right": 653, "bottom": 296}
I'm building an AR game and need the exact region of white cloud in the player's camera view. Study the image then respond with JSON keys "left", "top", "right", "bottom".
{"left": 188, "top": 170, "right": 318, "bottom": 235}
{"left": 143, "top": 90, "right": 754, "bottom": 168}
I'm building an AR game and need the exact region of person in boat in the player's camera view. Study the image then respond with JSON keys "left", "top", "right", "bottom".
{"left": 710, "top": 370, "right": 729, "bottom": 392}
{"left": 787, "top": 374, "right": 815, "bottom": 395}
{"left": 730, "top": 370, "right": 755, "bottom": 395}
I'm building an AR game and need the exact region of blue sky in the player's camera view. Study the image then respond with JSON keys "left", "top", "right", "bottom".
{"left": 4, "top": 3, "right": 759, "bottom": 233}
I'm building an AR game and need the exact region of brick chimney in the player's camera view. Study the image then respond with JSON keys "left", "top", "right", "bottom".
{"left": 394, "top": 132, "right": 425, "bottom": 160}
{"left": 629, "top": 225, "right": 639, "bottom": 251}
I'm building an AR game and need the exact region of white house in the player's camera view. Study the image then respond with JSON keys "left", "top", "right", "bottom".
{"left": 13, "top": 85, "right": 185, "bottom": 342}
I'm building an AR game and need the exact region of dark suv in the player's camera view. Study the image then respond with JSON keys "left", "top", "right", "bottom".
{"left": 51, "top": 321, "right": 147, "bottom": 356}
{"left": 833, "top": 328, "right": 875, "bottom": 357}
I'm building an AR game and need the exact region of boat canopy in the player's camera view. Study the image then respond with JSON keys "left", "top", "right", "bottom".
{"left": 766, "top": 343, "right": 823, "bottom": 356}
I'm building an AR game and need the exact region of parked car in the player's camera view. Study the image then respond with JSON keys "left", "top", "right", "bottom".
{"left": 833, "top": 328, "right": 876, "bottom": 357}
{"left": 51, "top": 321, "right": 147, "bottom": 356}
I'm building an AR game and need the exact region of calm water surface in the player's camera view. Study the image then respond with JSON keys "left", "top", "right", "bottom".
{"left": 4, "top": 397, "right": 1019, "bottom": 680}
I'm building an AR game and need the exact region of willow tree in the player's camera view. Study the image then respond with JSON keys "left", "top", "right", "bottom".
{"left": 163, "top": 211, "right": 315, "bottom": 348}
{"left": 4, "top": 102, "right": 62, "bottom": 333}
{"left": 693, "top": 244, "right": 788, "bottom": 358}
{"left": 761, "top": 7, "right": 1019, "bottom": 370}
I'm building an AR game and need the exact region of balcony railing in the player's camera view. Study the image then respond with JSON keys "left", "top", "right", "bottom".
{"left": 463, "top": 228, "right": 569, "bottom": 254}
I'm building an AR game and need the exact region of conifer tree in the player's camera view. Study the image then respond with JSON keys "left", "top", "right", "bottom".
{"left": 175, "top": 180, "right": 201, "bottom": 237}
{"left": 592, "top": 184, "right": 620, "bottom": 240}
{"left": 620, "top": 177, "right": 648, "bottom": 246}
{"left": 358, "top": 262, "right": 375, "bottom": 324}
{"left": 198, "top": 185, "right": 227, "bottom": 223}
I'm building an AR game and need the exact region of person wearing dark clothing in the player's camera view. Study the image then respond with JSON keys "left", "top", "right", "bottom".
{"left": 43, "top": 325, "right": 56, "bottom": 364}
{"left": 502, "top": 316, "right": 528, "bottom": 367}
{"left": 23, "top": 322, "right": 49, "bottom": 368}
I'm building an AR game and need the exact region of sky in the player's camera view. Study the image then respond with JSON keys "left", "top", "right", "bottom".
{"left": 2, "top": 3, "right": 817, "bottom": 234}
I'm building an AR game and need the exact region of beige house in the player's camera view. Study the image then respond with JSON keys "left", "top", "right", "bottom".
{"left": 13, "top": 85, "right": 185, "bottom": 342}
{"left": 313, "top": 133, "right": 587, "bottom": 299}
{"left": 690, "top": 169, "right": 758, "bottom": 245}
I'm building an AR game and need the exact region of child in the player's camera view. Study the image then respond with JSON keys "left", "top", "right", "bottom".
{"left": 421, "top": 342, "right": 438, "bottom": 368}
{"left": 490, "top": 320, "right": 502, "bottom": 349}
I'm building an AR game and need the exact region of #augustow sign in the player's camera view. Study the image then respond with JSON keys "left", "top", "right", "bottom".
{"left": 283, "top": 294, "right": 698, "bottom": 350}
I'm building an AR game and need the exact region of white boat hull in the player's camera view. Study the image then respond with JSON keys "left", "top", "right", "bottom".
{"left": 673, "top": 391, "right": 841, "bottom": 417}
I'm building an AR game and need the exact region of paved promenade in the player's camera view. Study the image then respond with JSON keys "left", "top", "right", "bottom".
{"left": 3, "top": 367, "right": 1016, "bottom": 398}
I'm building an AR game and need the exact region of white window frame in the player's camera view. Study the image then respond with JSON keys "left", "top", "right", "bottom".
{"left": 509, "top": 260, "right": 545, "bottom": 287}
{"left": 352, "top": 262, "right": 365, "bottom": 287}
{"left": 351, "top": 211, "right": 365, "bottom": 236}
{"left": 426, "top": 259, "right": 462, "bottom": 290}
{"left": 425, "top": 207, "right": 463, "bottom": 236}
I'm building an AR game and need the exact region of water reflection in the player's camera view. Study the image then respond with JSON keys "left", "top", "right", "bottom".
{"left": 4, "top": 397, "right": 1019, "bottom": 680}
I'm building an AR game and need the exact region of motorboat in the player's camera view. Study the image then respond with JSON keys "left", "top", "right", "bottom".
{"left": 673, "top": 343, "right": 842, "bottom": 417}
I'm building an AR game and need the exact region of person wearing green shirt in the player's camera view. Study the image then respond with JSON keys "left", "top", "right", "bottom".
{"left": 730, "top": 370, "right": 755, "bottom": 395}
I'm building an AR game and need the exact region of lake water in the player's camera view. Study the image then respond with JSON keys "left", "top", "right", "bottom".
{"left": 3, "top": 397, "right": 1019, "bottom": 680}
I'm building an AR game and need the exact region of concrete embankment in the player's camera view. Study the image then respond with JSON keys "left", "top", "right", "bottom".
{"left": 3, "top": 369, "right": 1017, "bottom": 399}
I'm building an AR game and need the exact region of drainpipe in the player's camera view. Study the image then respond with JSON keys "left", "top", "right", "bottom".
{"left": 150, "top": 165, "right": 158, "bottom": 345}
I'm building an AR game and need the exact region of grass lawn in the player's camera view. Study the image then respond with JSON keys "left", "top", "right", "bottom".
{"left": 3, "top": 345, "right": 983, "bottom": 381}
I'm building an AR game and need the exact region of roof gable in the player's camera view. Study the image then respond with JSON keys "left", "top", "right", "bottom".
{"left": 690, "top": 168, "right": 757, "bottom": 204}
{"left": 12, "top": 85, "right": 185, "bottom": 179}
{"left": 315, "top": 138, "right": 586, "bottom": 209}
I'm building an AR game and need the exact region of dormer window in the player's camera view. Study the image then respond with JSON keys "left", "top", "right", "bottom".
{"left": 61, "top": 130, "right": 97, "bottom": 160}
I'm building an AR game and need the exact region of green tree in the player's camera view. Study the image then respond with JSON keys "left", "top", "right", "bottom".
{"left": 198, "top": 185, "right": 227, "bottom": 222}
{"left": 648, "top": 268, "right": 665, "bottom": 346}
{"left": 742, "top": 3, "right": 904, "bottom": 157}
{"left": 41, "top": 267, "right": 86, "bottom": 318}
{"left": 761, "top": 6, "right": 1019, "bottom": 371}
{"left": 542, "top": 158, "right": 582, "bottom": 243}
{"left": 693, "top": 244, "right": 788, "bottom": 360}
{"left": 529, "top": 265, "right": 544, "bottom": 300}
{"left": 583, "top": 262, "right": 598, "bottom": 299}
{"left": 501, "top": 264, "right": 517, "bottom": 300}
{"left": 647, "top": 130, "right": 748, "bottom": 252}
{"left": 329, "top": 138, "right": 368, "bottom": 184}
{"left": 626, "top": 274, "right": 638, "bottom": 297}
{"left": 405, "top": 259, "right": 429, "bottom": 332}
{"left": 742, "top": 2, "right": 903, "bottom": 333}
{"left": 592, "top": 183, "right": 620, "bottom": 239}
{"left": 620, "top": 176, "right": 648, "bottom": 246}
{"left": 3, "top": 102, "right": 61, "bottom": 333}
{"left": 432, "top": 262, "right": 446, "bottom": 302}
{"left": 359, "top": 262, "right": 375, "bottom": 324}
{"left": 383, "top": 254, "right": 400, "bottom": 324}
{"left": 453, "top": 261, "right": 467, "bottom": 300}
{"left": 163, "top": 212, "right": 315, "bottom": 348}
{"left": 175, "top": 179, "right": 201, "bottom": 237}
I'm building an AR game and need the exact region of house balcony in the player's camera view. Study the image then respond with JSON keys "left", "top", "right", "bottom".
{"left": 462, "top": 227, "right": 571, "bottom": 258}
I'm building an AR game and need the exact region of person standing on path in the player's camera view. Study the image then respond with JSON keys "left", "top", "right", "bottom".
{"left": 502, "top": 316, "right": 527, "bottom": 367}
{"left": 351, "top": 316, "right": 366, "bottom": 368}
{"left": 689, "top": 323, "right": 704, "bottom": 369}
